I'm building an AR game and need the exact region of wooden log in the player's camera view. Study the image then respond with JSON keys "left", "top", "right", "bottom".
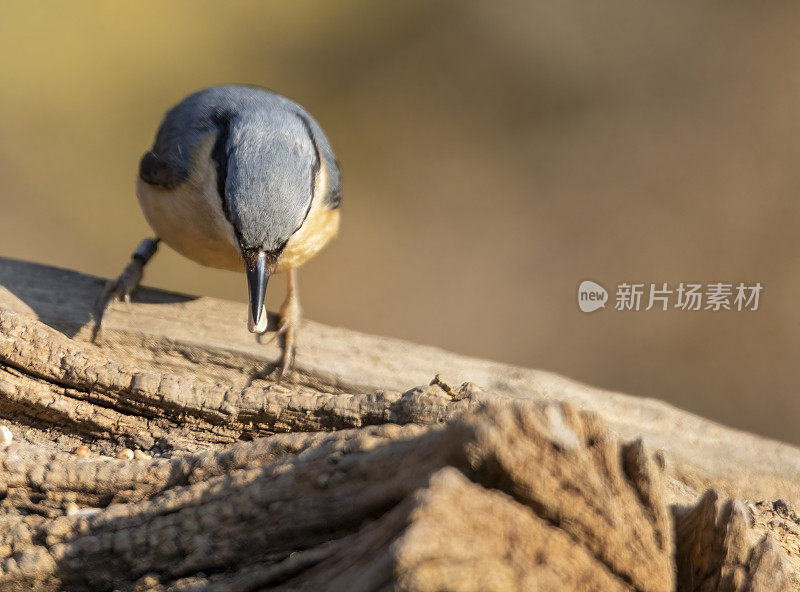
{"left": 0, "top": 257, "right": 796, "bottom": 590}
{"left": 1, "top": 257, "right": 799, "bottom": 503}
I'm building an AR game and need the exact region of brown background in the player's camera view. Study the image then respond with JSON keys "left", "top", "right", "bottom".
{"left": 1, "top": 2, "right": 798, "bottom": 443}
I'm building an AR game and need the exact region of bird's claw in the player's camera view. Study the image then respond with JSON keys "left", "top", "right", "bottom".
{"left": 278, "top": 328, "right": 297, "bottom": 381}
{"left": 259, "top": 319, "right": 287, "bottom": 346}
{"left": 92, "top": 258, "right": 145, "bottom": 342}
{"left": 275, "top": 295, "right": 301, "bottom": 381}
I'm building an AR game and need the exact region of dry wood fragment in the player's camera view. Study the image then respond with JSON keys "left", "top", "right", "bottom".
{"left": 674, "top": 490, "right": 793, "bottom": 591}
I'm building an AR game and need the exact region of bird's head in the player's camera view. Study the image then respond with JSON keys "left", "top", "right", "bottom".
{"left": 218, "top": 110, "right": 319, "bottom": 333}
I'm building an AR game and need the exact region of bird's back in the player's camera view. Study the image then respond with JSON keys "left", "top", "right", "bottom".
{"left": 141, "top": 86, "right": 316, "bottom": 187}
{"left": 136, "top": 85, "right": 341, "bottom": 272}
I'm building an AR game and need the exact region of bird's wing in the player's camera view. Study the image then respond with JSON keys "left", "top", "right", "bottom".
{"left": 139, "top": 150, "right": 184, "bottom": 187}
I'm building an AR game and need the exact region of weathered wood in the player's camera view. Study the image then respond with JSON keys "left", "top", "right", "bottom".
{"left": 0, "top": 401, "right": 679, "bottom": 591}
{"left": 1, "top": 257, "right": 800, "bottom": 504}
{"left": 0, "top": 258, "right": 797, "bottom": 590}
{"left": 1, "top": 398, "right": 790, "bottom": 591}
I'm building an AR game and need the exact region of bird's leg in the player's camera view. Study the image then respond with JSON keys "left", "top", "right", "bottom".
{"left": 92, "top": 238, "right": 160, "bottom": 342}
{"left": 277, "top": 267, "right": 301, "bottom": 379}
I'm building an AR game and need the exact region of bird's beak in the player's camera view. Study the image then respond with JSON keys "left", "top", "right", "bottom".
{"left": 245, "top": 250, "right": 270, "bottom": 333}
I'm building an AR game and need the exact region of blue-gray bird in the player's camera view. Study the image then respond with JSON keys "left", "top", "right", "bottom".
{"left": 94, "top": 85, "right": 341, "bottom": 377}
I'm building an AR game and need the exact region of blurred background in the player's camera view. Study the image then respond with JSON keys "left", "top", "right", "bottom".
{"left": 1, "top": 2, "right": 798, "bottom": 443}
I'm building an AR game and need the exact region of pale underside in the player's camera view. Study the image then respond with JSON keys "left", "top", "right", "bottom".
{"left": 136, "top": 135, "right": 339, "bottom": 274}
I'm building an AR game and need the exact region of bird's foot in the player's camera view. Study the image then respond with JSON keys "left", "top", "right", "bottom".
{"left": 274, "top": 293, "right": 301, "bottom": 381}
{"left": 92, "top": 258, "right": 145, "bottom": 342}
{"left": 92, "top": 238, "right": 159, "bottom": 342}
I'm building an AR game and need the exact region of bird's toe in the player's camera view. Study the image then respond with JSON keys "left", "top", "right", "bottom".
{"left": 92, "top": 258, "right": 145, "bottom": 342}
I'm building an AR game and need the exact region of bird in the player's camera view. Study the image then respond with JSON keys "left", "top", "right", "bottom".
{"left": 93, "top": 85, "right": 341, "bottom": 378}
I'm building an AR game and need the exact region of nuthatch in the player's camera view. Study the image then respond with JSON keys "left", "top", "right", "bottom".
{"left": 94, "top": 85, "right": 341, "bottom": 377}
